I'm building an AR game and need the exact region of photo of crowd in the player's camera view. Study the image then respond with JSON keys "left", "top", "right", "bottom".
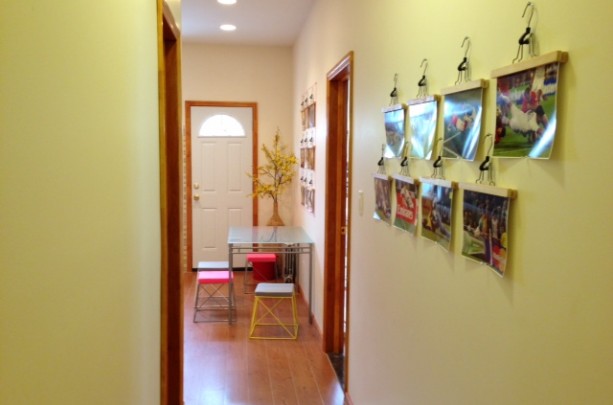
{"left": 420, "top": 180, "right": 453, "bottom": 250}
{"left": 461, "top": 189, "right": 510, "bottom": 276}
{"left": 494, "top": 62, "right": 560, "bottom": 158}
{"left": 442, "top": 87, "right": 484, "bottom": 161}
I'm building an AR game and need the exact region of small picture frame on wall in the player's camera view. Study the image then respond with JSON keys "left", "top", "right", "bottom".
{"left": 459, "top": 183, "right": 517, "bottom": 277}
{"left": 419, "top": 178, "right": 455, "bottom": 250}
{"left": 392, "top": 175, "right": 419, "bottom": 234}
{"left": 440, "top": 80, "right": 487, "bottom": 161}
{"left": 382, "top": 104, "right": 407, "bottom": 159}
{"left": 491, "top": 51, "right": 568, "bottom": 159}
{"left": 373, "top": 173, "right": 392, "bottom": 224}
{"left": 408, "top": 96, "right": 440, "bottom": 160}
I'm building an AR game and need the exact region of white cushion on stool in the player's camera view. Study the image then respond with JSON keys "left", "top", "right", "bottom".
{"left": 198, "top": 261, "right": 229, "bottom": 270}
{"left": 254, "top": 283, "right": 294, "bottom": 297}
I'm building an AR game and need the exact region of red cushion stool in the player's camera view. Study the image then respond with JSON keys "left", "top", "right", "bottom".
{"left": 244, "top": 253, "right": 277, "bottom": 293}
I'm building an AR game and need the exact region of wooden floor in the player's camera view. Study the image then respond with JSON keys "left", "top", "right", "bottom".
{"left": 183, "top": 271, "right": 347, "bottom": 405}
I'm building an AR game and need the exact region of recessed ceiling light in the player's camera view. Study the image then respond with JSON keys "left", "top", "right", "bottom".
{"left": 218, "top": 0, "right": 237, "bottom": 5}
{"left": 220, "top": 24, "right": 236, "bottom": 32}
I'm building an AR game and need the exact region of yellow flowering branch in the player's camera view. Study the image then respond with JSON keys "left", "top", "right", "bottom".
{"left": 248, "top": 128, "right": 298, "bottom": 203}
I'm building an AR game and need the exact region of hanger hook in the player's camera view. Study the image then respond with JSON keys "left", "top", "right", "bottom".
{"left": 477, "top": 134, "right": 495, "bottom": 183}
{"left": 461, "top": 36, "right": 471, "bottom": 58}
{"left": 417, "top": 58, "right": 428, "bottom": 92}
{"left": 485, "top": 133, "right": 494, "bottom": 156}
{"left": 389, "top": 73, "right": 399, "bottom": 105}
{"left": 522, "top": 2, "right": 535, "bottom": 28}
{"left": 420, "top": 59, "right": 428, "bottom": 76}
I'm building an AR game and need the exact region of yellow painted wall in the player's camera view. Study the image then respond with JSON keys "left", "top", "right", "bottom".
{"left": 0, "top": 1, "right": 161, "bottom": 404}
{"left": 294, "top": 0, "right": 613, "bottom": 403}
{"left": 182, "top": 43, "right": 295, "bottom": 224}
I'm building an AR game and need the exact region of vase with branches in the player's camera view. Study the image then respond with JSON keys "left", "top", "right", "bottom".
{"left": 248, "top": 128, "right": 298, "bottom": 226}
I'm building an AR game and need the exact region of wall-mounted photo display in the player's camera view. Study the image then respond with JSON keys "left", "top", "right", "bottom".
{"left": 408, "top": 96, "right": 440, "bottom": 159}
{"left": 491, "top": 51, "right": 568, "bottom": 159}
{"left": 392, "top": 175, "right": 419, "bottom": 234}
{"left": 419, "top": 178, "right": 455, "bottom": 250}
{"left": 458, "top": 183, "right": 517, "bottom": 277}
{"left": 440, "top": 80, "right": 487, "bottom": 161}
{"left": 382, "top": 104, "right": 407, "bottom": 158}
{"left": 373, "top": 173, "right": 392, "bottom": 224}
{"left": 300, "top": 84, "right": 317, "bottom": 213}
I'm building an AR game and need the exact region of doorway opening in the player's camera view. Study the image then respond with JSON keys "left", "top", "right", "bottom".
{"left": 323, "top": 51, "right": 353, "bottom": 391}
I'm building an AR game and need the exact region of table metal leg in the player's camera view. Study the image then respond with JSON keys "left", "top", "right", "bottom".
{"left": 309, "top": 246, "right": 313, "bottom": 324}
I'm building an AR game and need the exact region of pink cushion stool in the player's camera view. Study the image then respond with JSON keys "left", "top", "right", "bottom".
{"left": 193, "top": 261, "right": 235, "bottom": 323}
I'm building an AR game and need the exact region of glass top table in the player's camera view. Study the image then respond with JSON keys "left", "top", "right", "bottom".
{"left": 228, "top": 226, "right": 314, "bottom": 323}
{"left": 228, "top": 226, "right": 313, "bottom": 245}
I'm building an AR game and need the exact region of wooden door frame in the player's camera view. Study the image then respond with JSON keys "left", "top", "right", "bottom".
{"left": 323, "top": 51, "right": 353, "bottom": 391}
{"left": 158, "top": 1, "right": 182, "bottom": 404}
{"left": 184, "top": 101, "right": 259, "bottom": 270}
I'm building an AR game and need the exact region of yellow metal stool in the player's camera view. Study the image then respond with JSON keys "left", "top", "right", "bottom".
{"left": 249, "top": 283, "right": 298, "bottom": 340}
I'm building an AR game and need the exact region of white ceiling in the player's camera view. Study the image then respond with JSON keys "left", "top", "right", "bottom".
{"left": 181, "top": 0, "right": 315, "bottom": 46}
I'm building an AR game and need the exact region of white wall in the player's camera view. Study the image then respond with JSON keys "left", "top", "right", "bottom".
{"left": 182, "top": 43, "right": 295, "bottom": 225}
{"left": 294, "top": 0, "right": 613, "bottom": 404}
{"left": 0, "top": 1, "right": 161, "bottom": 404}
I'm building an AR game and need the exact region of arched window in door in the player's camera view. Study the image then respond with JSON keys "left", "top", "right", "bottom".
{"left": 199, "top": 114, "right": 245, "bottom": 137}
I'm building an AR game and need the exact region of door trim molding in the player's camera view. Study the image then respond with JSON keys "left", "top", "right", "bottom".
{"left": 323, "top": 51, "right": 353, "bottom": 391}
{"left": 159, "top": 2, "right": 182, "bottom": 403}
{"left": 184, "top": 101, "right": 259, "bottom": 269}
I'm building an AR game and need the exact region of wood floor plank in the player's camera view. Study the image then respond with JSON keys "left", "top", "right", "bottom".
{"left": 268, "top": 343, "right": 299, "bottom": 405}
{"left": 183, "top": 271, "right": 346, "bottom": 405}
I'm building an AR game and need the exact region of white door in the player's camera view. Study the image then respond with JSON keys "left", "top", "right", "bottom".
{"left": 191, "top": 106, "right": 254, "bottom": 264}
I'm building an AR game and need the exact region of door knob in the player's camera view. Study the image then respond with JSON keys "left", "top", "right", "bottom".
{"left": 193, "top": 194, "right": 200, "bottom": 201}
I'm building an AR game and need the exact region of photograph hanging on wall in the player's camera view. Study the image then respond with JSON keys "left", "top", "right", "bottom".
{"left": 307, "top": 144, "right": 315, "bottom": 170}
{"left": 300, "top": 172, "right": 315, "bottom": 213}
{"left": 492, "top": 52, "right": 568, "bottom": 159}
{"left": 409, "top": 96, "right": 439, "bottom": 159}
{"left": 307, "top": 103, "right": 316, "bottom": 128}
{"left": 392, "top": 175, "right": 419, "bottom": 234}
{"left": 300, "top": 128, "right": 316, "bottom": 170}
{"left": 373, "top": 173, "right": 392, "bottom": 224}
{"left": 304, "top": 183, "right": 315, "bottom": 213}
{"left": 419, "top": 178, "right": 454, "bottom": 250}
{"left": 441, "top": 83, "right": 485, "bottom": 160}
{"left": 382, "top": 104, "right": 407, "bottom": 158}
{"left": 459, "top": 183, "right": 515, "bottom": 276}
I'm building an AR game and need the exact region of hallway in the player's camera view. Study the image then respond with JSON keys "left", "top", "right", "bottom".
{"left": 183, "top": 271, "right": 347, "bottom": 405}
